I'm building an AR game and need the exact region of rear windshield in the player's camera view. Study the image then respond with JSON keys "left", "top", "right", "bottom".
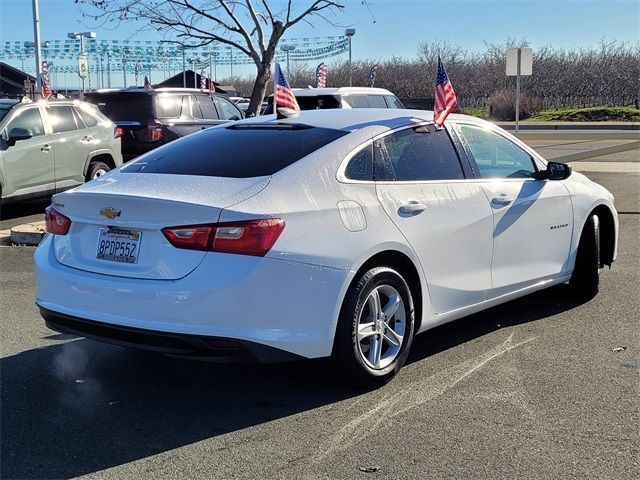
{"left": 85, "top": 93, "right": 153, "bottom": 121}
{"left": 263, "top": 95, "right": 341, "bottom": 114}
{"left": 121, "top": 124, "right": 348, "bottom": 178}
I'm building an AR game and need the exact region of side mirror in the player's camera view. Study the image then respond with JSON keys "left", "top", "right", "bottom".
{"left": 8, "top": 127, "right": 32, "bottom": 146}
{"left": 536, "top": 161, "right": 572, "bottom": 181}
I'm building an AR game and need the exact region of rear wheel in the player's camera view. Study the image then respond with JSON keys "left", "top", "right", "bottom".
{"left": 569, "top": 214, "right": 600, "bottom": 299}
{"left": 86, "top": 161, "right": 110, "bottom": 181}
{"left": 332, "top": 266, "right": 414, "bottom": 388}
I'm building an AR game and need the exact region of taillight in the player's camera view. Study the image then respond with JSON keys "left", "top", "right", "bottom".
{"left": 45, "top": 206, "right": 71, "bottom": 235}
{"left": 147, "top": 121, "right": 163, "bottom": 142}
{"left": 162, "top": 219, "right": 284, "bottom": 257}
{"left": 114, "top": 127, "right": 123, "bottom": 138}
{"left": 162, "top": 225, "right": 213, "bottom": 251}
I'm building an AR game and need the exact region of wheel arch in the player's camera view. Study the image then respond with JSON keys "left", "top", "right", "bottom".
{"left": 345, "top": 249, "right": 425, "bottom": 334}
{"left": 83, "top": 151, "right": 117, "bottom": 177}
{"left": 589, "top": 204, "right": 616, "bottom": 267}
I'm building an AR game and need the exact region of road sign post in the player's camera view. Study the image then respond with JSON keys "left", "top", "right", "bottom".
{"left": 506, "top": 47, "right": 533, "bottom": 133}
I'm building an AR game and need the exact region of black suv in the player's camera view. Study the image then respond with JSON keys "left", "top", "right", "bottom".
{"left": 85, "top": 88, "right": 244, "bottom": 162}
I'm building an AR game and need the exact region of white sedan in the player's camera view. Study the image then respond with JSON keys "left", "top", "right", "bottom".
{"left": 35, "top": 109, "right": 618, "bottom": 387}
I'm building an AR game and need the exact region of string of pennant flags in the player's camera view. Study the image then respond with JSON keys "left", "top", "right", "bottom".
{"left": 1, "top": 36, "right": 349, "bottom": 75}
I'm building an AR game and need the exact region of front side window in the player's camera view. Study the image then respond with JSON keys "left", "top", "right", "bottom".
{"left": 216, "top": 97, "right": 242, "bottom": 121}
{"left": 374, "top": 126, "right": 465, "bottom": 181}
{"left": 4, "top": 107, "right": 45, "bottom": 139}
{"left": 368, "top": 95, "right": 387, "bottom": 108}
{"left": 458, "top": 124, "right": 537, "bottom": 179}
{"left": 345, "top": 144, "right": 373, "bottom": 181}
{"left": 47, "top": 106, "right": 78, "bottom": 133}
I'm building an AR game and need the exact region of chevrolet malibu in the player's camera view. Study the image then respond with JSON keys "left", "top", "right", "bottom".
{"left": 35, "top": 109, "right": 618, "bottom": 387}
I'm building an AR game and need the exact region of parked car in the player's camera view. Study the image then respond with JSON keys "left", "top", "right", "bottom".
{"left": 0, "top": 98, "right": 122, "bottom": 204}
{"left": 35, "top": 109, "right": 618, "bottom": 388}
{"left": 85, "top": 88, "right": 244, "bottom": 162}
{"left": 263, "top": 87, "right": 405, "bottom": 114}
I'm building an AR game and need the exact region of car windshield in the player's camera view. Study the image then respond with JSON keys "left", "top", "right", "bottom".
{"left": 121, "top": 123, "right": 348, "bottom": 178}
{"left": 0, "top": 106, "right": 13, "bottom": 122}
{"left": 85, "top": 93, "right": 154, "bottom": 121}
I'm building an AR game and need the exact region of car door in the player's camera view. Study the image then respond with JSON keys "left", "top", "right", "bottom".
{"left": 454, "top": 123, "right": 573, "bottom": 297}
{"left": 46, "top": 105, "right": 87, "bottom": 190}
{"left": 373, "top": 125, "right": 494, "bottom": 314}
{"left": 0, "top": 105, "right": 54, "bottom": 197}
{"left": 193, "top": 94, "right": 227, "bottom": 129}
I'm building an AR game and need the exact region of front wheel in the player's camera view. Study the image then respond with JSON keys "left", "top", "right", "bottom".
{"left": 332, "top": 266, "right": 415, "bottom": 388}
{"left": 569, "top": 214, "right": 600, "bottom": 299}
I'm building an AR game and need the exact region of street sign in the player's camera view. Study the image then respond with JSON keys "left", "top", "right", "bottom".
{"left": 78, "top": 52, "right": 89, "bottom": 79}
{"left": 505, "top": 47, "right": 533, "bottom": 133}
{"left": 506, "top": 48, "right": 533, "bottom": 76}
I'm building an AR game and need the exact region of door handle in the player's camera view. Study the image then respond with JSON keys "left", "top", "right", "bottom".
{"left": 81, "top": 135, "right": 93, "bottom": 142}
{"left": 399, "top": 202, "right": 427, "bottom": 214}
{"left": 491, "top": 196, "right": 514, "bottom": 206}
{"left": 41, "top": 144, "right": 52, "bottom": 152}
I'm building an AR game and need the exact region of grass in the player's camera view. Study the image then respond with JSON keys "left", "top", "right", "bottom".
{"left": 460, "top": 106, "right": 490, "bottom": 119}
{"left": 528, "top": 106, "right": 640, "bottom": 122}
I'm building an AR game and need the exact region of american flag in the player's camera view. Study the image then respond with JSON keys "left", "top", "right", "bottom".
{"left": 40, "top": 61, "right": 52, "bottom": 99}
{"left": 434, "top": 56, "right": 457, "bottom": 126}
{"left": 368, "top": 64, "right": 378, "bottom": 87}
{"left": 200, "top": 70, "right": 207, "bottom": 90}
{"left": 144, "top": 75, "right": 152, "bottom": 90}
{"left": 274, "top": 63, "right": 299, "bottom": 111}
{"left": 315, "top": 62, "right": 329, "bottom": 88}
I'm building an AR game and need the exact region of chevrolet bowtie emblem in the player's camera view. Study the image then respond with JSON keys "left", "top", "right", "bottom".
{"left": 100, "top": 207, "right": 121, "bottom": 219}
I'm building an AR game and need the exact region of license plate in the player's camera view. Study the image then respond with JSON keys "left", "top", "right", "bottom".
{"left": 96, "top": 227, "right": 141, "bottom": 264}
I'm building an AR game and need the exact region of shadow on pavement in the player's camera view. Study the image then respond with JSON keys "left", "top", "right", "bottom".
{"left": 1, "top": 285, "right": 586, "bottom": 479}
{"left": 0, "top": 198, "right": 49, "bottom": 226}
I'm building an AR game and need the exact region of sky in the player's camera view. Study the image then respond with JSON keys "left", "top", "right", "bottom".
{"left": 1, "top": 0, "right": 638, "bottom": 88}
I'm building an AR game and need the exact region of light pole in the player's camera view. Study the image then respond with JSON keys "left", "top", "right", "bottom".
{"left": 31, "top": 0, "right": 43, "bottom": 93}
{"left": 68, "top": 31, "right": 96, "bottom": 99}
{"left": 345, "top": 28, "right": 356, "bottom": 87}
{"left": 177, "top": 45, "right": 187, "bottom": 87}
{"left": 280, "top": 44, "right": 296, "bottom": 79}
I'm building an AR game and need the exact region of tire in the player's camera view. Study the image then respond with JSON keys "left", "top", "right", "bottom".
{"left": 332, "top": 266, "right": 415, "bottom": 388}
{"left": 86, "top": 161, "right": 110, "bottom": 181}
{"left": 569, "top": 214, "right": 600, "bottom": 299}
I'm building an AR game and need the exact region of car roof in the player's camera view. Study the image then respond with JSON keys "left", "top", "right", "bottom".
{"left": 91, "top": 87, "right": 222, "bottom": 95}
{"left": 291, "top": 87, "right": 396, "bottom": 97}
{"left": 239, "top": 108, "right": 485, "bottom": 133}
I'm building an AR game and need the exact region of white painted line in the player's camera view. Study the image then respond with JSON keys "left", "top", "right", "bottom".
{"left": 569, "top": 162, "right": 640, "bottom": 173}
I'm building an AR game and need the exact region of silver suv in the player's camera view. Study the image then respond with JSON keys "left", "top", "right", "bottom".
{"left": 0, "top": 98, "right": 123, "bottom": 204}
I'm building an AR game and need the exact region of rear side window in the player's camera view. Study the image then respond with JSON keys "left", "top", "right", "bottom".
{"left": 368, "top": 95, "right": 387, "bottom": 108}
{"left": 122, "top": 124, "right": 348, "bottom": 178}
{"left": 155, "top": 94, "right": 187, "bottom": 118}
{"left": 345, "top": 144, "right": 374, "bottom": 181}
{"left": 86, "top": 93, "right": 153, "bottom": 121}
{"left": 47, "top": 106, "right": 78, "bottom": 133}
{"left": 75, "top": 106, "right": 98, "bottom": 127}
{"left": 385, "top": 96, "right": 404, "bottom": 108}
{"left": 374, "top": 127, "right": 464, "bottom": 181}
{"left": 216, "top": 97, "right": 242, "bottom": 121}
{"left": 196, "top": 96, "right": 219, "bottom": 120}
{"left": 343, "top": 95, "right": 369, "bottom": 108}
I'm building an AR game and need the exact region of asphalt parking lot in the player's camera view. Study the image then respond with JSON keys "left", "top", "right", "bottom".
{"left": 1, "top": 144, "right": 638, "bottom": 479}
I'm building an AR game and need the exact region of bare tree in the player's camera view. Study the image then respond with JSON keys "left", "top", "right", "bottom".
{"left": 78, "top": 0, "right": 344, "bottom": 115}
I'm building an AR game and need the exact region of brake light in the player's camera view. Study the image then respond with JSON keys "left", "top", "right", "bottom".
{"left": 162, "top": 226, "right": 213, "bottom": 250}
{"left": 45, "top": 206, "right": 71, "bottom": 235}
{"left": 148, "top": 121, "right": 163, "bottom": 142}
{"left": 162, "top": 219, "right": 284, "bottom": 256}
{"left": 114, "top": 127, "right": 123, "bottom": 138}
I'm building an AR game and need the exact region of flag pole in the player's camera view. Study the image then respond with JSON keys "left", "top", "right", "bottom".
{"left": 273, "top": 63, "right": 278, "bottom": 118}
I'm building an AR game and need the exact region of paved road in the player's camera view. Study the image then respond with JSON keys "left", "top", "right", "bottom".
{"left": 1, "top": 181, "right": 638, "bottom": 479}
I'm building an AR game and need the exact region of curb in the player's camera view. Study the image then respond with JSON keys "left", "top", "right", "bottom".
{"left": 8, "top": 221, "right": 46, "bottom": 246}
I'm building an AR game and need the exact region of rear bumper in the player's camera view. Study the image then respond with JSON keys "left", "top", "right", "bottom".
{"left": 35, "top": 234, "right": 348, "bottom": 359}
{"left": 40, "top": 307, "right": 302, "bottom": 363}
